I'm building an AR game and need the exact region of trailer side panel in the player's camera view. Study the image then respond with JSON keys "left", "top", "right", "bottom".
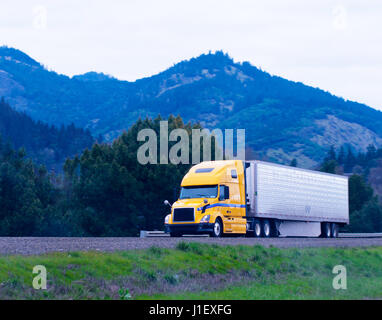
{"left": 245, "top": 161, "right": 349, "bottom": 224}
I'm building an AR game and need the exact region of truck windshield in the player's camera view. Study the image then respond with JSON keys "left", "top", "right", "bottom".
{"left": 179, "top": 185, "right": 218, "bottom": 199}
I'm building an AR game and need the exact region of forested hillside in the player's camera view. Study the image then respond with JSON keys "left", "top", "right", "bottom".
{"left": 2, "top": 46, "right": 382, "bottom": 167}
{"left": 0, "top": 115, "right": 196, "bottom": 236}
{"left": 0, "top": 115, "right": 380, "bottom": 236}
{"left": 62, "top": 115, "right": 197, "bottom": 236}
{"left": 0, "top": 97, "right": 94, "bottom": 170}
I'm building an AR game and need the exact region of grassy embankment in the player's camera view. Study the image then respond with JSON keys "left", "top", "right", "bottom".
{"left": 0, "top": 242, "right": 381, "bottom": 299}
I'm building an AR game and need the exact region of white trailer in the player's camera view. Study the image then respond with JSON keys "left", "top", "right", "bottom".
{"left": 244, "top": 161, "right": 349, "bottom": 237}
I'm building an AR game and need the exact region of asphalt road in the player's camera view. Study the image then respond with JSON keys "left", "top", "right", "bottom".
{"left": 0, "top": 236, "right": 381, "bottom": 255}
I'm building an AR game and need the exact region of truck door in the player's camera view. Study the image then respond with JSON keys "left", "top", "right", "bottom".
{"left": 219, "top": 184, "right": 233, "bottom": 233}
{"left": 229, "top": 167, "right": 247, "bottom": 233}
{"left": 228, "top": 182, "right": 246, "bottom": 234}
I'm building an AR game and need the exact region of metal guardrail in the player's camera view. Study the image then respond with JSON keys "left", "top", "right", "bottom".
{"left": 140, "top": 231, "right": 169, "bottom": 238}
{"left": 140, "top": 230, "right": 382, "bottom": 238}
{"left": 339, "top": 233, "right": 382, "bottom": 238}
{"left": 139, "top": 231, "right": 209, "bottom": 238}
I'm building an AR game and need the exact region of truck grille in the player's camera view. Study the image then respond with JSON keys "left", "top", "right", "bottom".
{"left": 173, "top": 208, "right": 194, "bottom": 222}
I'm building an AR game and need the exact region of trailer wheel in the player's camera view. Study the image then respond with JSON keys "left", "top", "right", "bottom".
{"left": 321, "top": 222, "right": 331, "bottom": 238}
{"left": 211, "top": 218, "right": 223, "bottom": 238}
{"left": 331, "top": 223, "right": 339, "bottom": 238}
{"left": 253, "top": 219, "right": 262, "bottom": 237}
{"left": 262, "top": 219, "right": 271, "bottom": 238}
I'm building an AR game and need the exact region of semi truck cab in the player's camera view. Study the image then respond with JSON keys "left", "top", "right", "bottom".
{"left": 164, "top": 160, "right": 247, "bottom": 237}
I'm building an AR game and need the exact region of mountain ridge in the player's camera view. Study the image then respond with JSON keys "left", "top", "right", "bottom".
{"left": 1, "top": 46, "right": 382, "bottom": 167}
{"left": 72, "top": 71, "right": 117, "bottom": 82}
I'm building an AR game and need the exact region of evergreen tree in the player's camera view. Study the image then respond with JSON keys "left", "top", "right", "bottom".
{"left": 337, "top": 146, "right": 345, "bottom": 165}
{"left": 0, "top": 136, "right": 60, "bottom": 236}
{"left": 63, "top": 115, "right": 202, "bottom": 236}
{"left": 348, "top": 175, "right": 373, "bottom": 213}
{"left": 366, "top": 144, "right": 377, "bottom": 161}
{"left": 347, "top": 198, "right": 382, "bottom": 232}
{"left": 344, "top": 147, "right": 356, "bottom": 173}
{"left": 320, "top": 160, "right": 337, "bottom": 174}
{"left": 325, "top": 145, "right": 336, "bottom": 162}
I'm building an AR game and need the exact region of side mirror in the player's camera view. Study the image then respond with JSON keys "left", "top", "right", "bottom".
{"left": 202, "top": 200, "right": 209, "bottom": 213}
{"left": 164, "top": 200, "right": 172, "bottom": 207}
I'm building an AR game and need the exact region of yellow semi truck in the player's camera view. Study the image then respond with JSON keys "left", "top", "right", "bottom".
{"left": 164, "top": 160, "right": 349, "bottom": 238}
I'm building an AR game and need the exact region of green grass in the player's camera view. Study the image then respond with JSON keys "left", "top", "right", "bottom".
{"left": 0, "top": 243, "right": 381, "bottom": 300}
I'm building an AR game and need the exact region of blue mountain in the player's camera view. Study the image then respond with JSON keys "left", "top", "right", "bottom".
{"left": 1, "top": 46, "right": 382, "bottom": 167}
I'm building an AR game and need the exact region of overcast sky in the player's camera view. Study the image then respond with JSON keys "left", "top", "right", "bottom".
{"left": 1, "top": 0, "right": 381, "bottom": 110}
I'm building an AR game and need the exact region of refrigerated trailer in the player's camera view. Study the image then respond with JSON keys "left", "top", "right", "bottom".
{"left": 164, "top": 160, "right": 349, "bottom": 238}
{"left": 244, "top": 161, "right": 349, "bottom": 237}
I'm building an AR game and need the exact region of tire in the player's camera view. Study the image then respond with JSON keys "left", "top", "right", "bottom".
{"left": 170, "top": 232, "right": 182, "bottom": 237}
{"left": 245, "top": 222, "right": 254, "bottom": 238}
{"left": 321, "top": 222, "right": 331, "bottom": 238}
{"left": 253, "top": 219, "right": 262, "bottom": 237}
{"left": 331, "top": 223, "right": 339, "bottom": 238}
{"left": 261, "top": 219, "right": 271, "bottom": 238}
{"left": 211, "top": 219, "right": 223, "bottom": 237}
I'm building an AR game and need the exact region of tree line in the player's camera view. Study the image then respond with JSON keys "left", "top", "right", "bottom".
{"left": 0, "top": 115, "right": 195, "bottom": 236}
{"left": 0, "top": 115, "right": 381, "bottom": 236}
{"left": 319, "top": 145, "right": 382, "bottom": 232}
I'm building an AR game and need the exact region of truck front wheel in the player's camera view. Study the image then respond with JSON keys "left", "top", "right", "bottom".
{"left": 211, "top": 219, "right": 223, "bottom": 237}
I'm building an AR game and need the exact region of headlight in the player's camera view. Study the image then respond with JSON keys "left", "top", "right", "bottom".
{"left": 200, "top": 215, "right": 210, "bottom": 223}
{"left": 164, "top": 214, "right": 170, "bottom": 224}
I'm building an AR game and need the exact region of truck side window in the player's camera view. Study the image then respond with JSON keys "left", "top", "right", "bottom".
{"left": 219, "top": 185, "right": 230, "bottom": 201}
{"left": 219, "top": 185, "right": 225, "bottom": 201}
{"left": 231, "top": 169, "right": 237, "bottom": 179}
{"left": 224, "top": 186, "right": 230, "bottom": 200}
